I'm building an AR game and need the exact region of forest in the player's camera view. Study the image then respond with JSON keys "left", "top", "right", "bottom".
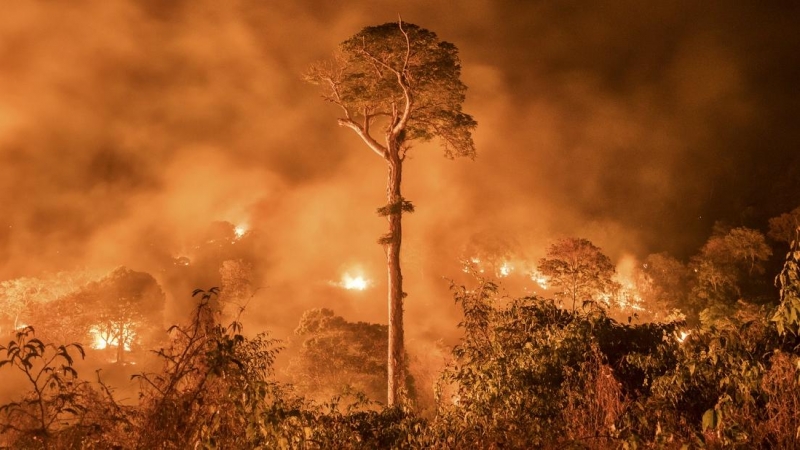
{"left": 1, "top": 207, "right": 799, "bottom": 448}
{"left": 2, "top": 4, "right": 800, "bottom": 449}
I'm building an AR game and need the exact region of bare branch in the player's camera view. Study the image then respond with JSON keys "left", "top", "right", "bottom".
{"left": 338, "top": 118, "right": 388, "bottom": 159}
{"left": 398, "top": 18, "right": 411, "bottom": 76}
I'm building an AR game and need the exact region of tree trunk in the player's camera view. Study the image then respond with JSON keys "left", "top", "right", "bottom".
{"left": 386, "top": 147, "right": 405, "bottom": 406}
{"left": 117, "top": 323, "right": 124, "bottom": 363}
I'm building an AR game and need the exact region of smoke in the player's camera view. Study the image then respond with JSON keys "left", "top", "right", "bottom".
{"left": 1, "top": 0, "right": 798, "bottom": 345}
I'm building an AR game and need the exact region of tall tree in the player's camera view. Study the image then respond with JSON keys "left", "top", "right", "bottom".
{"left": 536, "top": 238, "right": 617, "bottom": 311}
{"left": 306, "top": 20, "right": 476, "bottom": 404}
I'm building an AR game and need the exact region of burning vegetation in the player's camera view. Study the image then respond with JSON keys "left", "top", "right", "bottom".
{"left": 1, "top": 4, "right": 800, "bottom": 449}
{"left": 1, "top": 209, "right": 798, "bottom": 448}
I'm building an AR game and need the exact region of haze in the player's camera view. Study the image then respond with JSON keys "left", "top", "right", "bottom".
{"left": 1, "top": 1, "right": 798, "bottom": 340}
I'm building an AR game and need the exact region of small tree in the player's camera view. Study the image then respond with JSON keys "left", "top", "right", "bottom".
{"left": 133, "top": 289, "right": 283, "bottom": 449}
{"left": 88, "top": 267, "right": 165, "bottom": 363}
{"left": 536, "top": 238, "right": 617, "bottom": 311}
{"left": 288, "top": 308, "right": 388, "bottom": 403}
{"left": 0, "top": 277, "right": 50, "bottom": 331}
{"left": 768, "top": 206, "right": 800, "bottom": 245}
{"left": 219, "top": 259, "right": 255, "bottom": 315}
{"left": 306, "top": 20, "right": 476, "bottom": 405}
{"left": 0, "top": 327, "right": 86, "bottom": 447}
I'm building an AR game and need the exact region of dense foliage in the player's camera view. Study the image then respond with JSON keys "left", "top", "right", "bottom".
{"left": 1, "top": 215, "right": 799, "bottom": 448}
{"left": 288, "top": 308, "right": 389, "bottom": 403}
{"left": 1, "top": 238, "right": 799, "bottom": 448}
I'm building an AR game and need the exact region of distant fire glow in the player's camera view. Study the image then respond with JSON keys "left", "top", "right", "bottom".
{"left": 234, "top": 225, "right": 248, "bottom": 239}
{"left": 462, "top": 257, "right": 486, "bottom": 274}
{"left": 89, "top": 324, "right": 134, "bottom": 351}
{"left": 332, "top": 271, "right": 370, "bottom": 291}
{"left": 343, "top": 274, "right": 368, "bottom": 290}
{"left": 530, "top": 271, "right": 548, "bottom": 290}
{"left": 677, "top": 330, "right": 691, "bottom": 343}
{"left": 498, "top": 262, "right": 512, "bottom": 277}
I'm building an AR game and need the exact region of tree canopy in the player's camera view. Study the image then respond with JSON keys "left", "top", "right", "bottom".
{"left": 537, "top": 238, "right": 617, "bottom": 311}
{"left": 768, "top": 205, "right": 800, "bottom": 245}
{"left": 305, "top": 21, "right": 476, "bottom": 159}
{"left": 306, "top": 20, "right": 477, "bottom": 406}
{"left": 288, "top": 308, "right": 388, "bottom": 402}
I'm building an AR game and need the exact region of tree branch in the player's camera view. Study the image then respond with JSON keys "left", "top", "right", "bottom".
{"left": 323, "top": 77, "right": 356, "bottom": 122}
{"left": 392, "top": 20, "right": 414, "bottom": 136}
{"left": 338, "top": 118, "right": 388, "bottom": 159}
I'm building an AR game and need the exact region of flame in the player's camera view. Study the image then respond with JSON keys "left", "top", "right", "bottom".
{"left": 677, "top": 330, "right": 691, "bottom": 343}
{"left": 90, "top": 326, "right": 110, "bottom": 350}
{"left": 498, "top": 262, "right": 512, "bottom": 277}
{"left": 462, "top": 257, "right": 485, "bottom": 274}
{"left": 530, "top": 270, "right": 548, "bottom": 290}
{"left": 234, "top": 225, "right": 247, "bottom": 239}
{"left": 342, "top": 274, "right": 368, "bottom": 290}
{"left": 614, "top": 283, "right": 645, "bottom": 311}
{"left": 612, "top": 255, "right": 646, "bottom": 312}
{"left": 89, "top": 324, "right": 134, "bottom": 351}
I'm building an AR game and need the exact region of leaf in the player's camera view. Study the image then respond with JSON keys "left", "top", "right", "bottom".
{"left": 71, "top": 343, "right": 86, "bottom": 359}
{"left": 702, "top": 409, "right": 715, "bottom": 430}
{"left": 702, "top": 408, "right": 721, "bottom": 431}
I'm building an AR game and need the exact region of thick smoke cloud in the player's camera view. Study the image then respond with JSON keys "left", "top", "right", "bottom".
{"left": 1, "top": 1, "right": 798, "bottom": 340}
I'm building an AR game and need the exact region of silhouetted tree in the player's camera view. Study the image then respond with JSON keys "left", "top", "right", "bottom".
{"left": 288, "top": 308, "right": 388, "bottom": 403}
{"left": 88, "top": 267, "right": 165, "bottom": 363}
{"left": 306, "top": 19, "right": 476, "bottom": 404}
{"left": 768, "top": 205, "right": 800, "bottom": 245}
{"left": 690, "top": 227, "right": 772, "bottom": 308}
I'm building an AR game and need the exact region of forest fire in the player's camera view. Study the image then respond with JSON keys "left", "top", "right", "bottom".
{"left": 0, "top": 4, "right": 798, "bottom": 448}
